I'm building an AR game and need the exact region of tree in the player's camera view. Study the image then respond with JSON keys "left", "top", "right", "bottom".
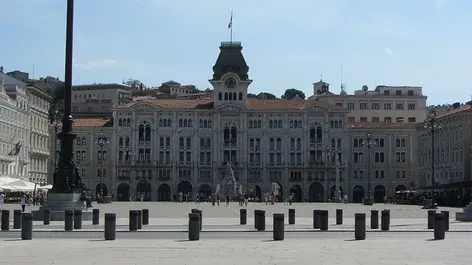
{"left": 125, "top": 79, "right": 146, "bottom": 90}
{"left": 48, "top": 83, "right": 65, "bottom": 124}
{"left": 247, "top": 93, "right": 257, "bottom": 98}
{"left": 257, "top": 92, "right": 277, "bottom": 99}
{"left": 282, "top": 88, "right": 305, "bottom": 100}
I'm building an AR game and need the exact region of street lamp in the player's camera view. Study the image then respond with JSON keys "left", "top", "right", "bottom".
{"left": 95, "top": 131, "right": 109, "bottom": 201}
{"left": 325, "top": 147, "right": 342, "bottom": 203}
{"left": 424, "top": 109, "right": 441, "bottom": 209}
{"left": 362, "top": 133, "right": 376, "bottom": 205}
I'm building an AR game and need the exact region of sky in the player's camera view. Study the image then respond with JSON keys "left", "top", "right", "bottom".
{"left": 1, "top": 0, "right": 471, "bottom": 105}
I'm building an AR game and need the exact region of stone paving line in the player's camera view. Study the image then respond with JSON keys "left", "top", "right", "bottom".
{"left": 2, "top": 217, "right": 471, "bottom": 232}
{"left": 0, "top": 238, "right": 470, "bottom": 265}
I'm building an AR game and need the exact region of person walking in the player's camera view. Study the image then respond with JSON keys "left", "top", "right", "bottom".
{"left": 20, "top": 194, "right": 27, "bottom": 212}
{"left": 0, "top": 193, "right": 4, "bottom": 210}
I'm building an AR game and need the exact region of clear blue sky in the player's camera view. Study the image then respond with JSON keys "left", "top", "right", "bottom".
{"left": 1, "top": 0, "right": 471, "bottom": 105}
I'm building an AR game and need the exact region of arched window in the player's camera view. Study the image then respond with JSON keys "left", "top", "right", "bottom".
{"left": 119, "top": 137, "right": 123, "bottom": 147}
{"left": 224, "top": 127, "right": 230, "bottom": 143}
{"left": 379, "top": 138, "right": 384, "bottom": 147}
{"left": 278, "top": 120, "right": 282, "bottom": 128}
{"left": 249, "top": 139, "right": 255, "bottom": 149}
{"left": 239, "top": 92, "right": 242, "bottom": 100}
{"left": 97, "top": 169, "right": 102, "bottom": 177}
{"left": 310, "top": 128, "right": 316, "bottom": 143}
{"left": 401, "top": 138, "right": 406, "bottom": 147}
{"left": 145, "top": 125, "right": 151, "bottom": 141}
{"left": 219, "top": 93, "right": 222, "bottom": 100}
{"left": 102, "top": 169, "right": 107, "bottom": 177}
{"left": 167, "top": 119, "right": 172, "bottom": 126}
{"left": 183, "top": 119, "right": 188, "bottom": 127}
{"left": 269, "top": 120, "right": 273, "bottom": 128}
{"left": 224, "top": 93, "right": 228, "bottom": 100}
{"left": 229, "top": 93, "right": 233, "bottom": 100}
{"left": 296, "top": 138, "right": 302, "bottom": 150}
{"left": 188, "top": 119, "right": 192, "bottom": 127}
{"left": 233, "top": 93, "right": 236, "bottom": 100}
{"left": 331, "top": 138, "right": 336, "bottom": 148}
{"left": 269, "top": 138, "right": 275, "bottom": 150}
{"left": 316, "top": 126, "right": 322, "bottom": 142}
{"left": 125, "top": 136, "right": 130, "bottom": 146}
{"left": 118, "top": 119, "right": 123, "bottom": 126}
{"left": 186, "top": 137, "right": 192, "bottom": 148}
{"left": 396, "top": 138, "right": 401, "bottom": 147}
{"left": 290, "top": 138, "right": 295, "bottom": 149}
{"left": 82, "top": 137, "right": 86, "bottom": 145}
{"left": 206, "top": 138, "right": 211, "bottom": 149}
{"left": 179, "top": 119, "right": 183, "bottom": 127}
{"left": 179, "top": 137, "right": 184, "bottom": 147}
{"left": 200, "top": 138, "right": 205, "bottom": 148}
{"left": 127, "top": 118, "right": 131, "bottom": 126}
{"left": 138, "top": 124, "right": 144, "bottom": 141}
{"left": 337, "top": 138, "right": 342, "bottom": 148}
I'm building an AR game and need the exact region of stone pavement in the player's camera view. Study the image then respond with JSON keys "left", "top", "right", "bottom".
{"left": 0, "top": 237, "right": 470, "bottom": 265}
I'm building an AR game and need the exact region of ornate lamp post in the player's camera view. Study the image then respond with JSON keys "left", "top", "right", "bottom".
{"left": 52, "top": 109, "right": 61, "bottom": 169}
{"left": 362, "top": 133, "right": 376, "bottom": 205}
{"left": 424, "top": 109, "right": 441, "bottom": 209}
{"left": 325, "top": 147, "right": 341, "bottom": 202}
{"left": 95, "top": 132, "right": 109, "bottom": 200}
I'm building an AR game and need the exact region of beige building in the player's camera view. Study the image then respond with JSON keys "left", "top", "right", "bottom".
{"left": 416, "top": 102, "right": 472, "bottom": 203}
{"left": 0, "top": 68, "right": 52, "bottom": 185}
{"left": 65, "top": 41, "right": 421, "bottom": 203}
{"left": 311, "top": 82, "right": 427, "bottom": 124}
{"left": 72, "top": 83, "right": 132, "bottom": 116}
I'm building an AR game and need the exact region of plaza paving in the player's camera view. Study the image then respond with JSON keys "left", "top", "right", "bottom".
{"left": 0, "top": 237, "right": 471, "bottom": 265}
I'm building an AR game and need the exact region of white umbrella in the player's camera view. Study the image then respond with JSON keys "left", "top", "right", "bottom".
{"left": 39, "top": 184, "right": 53, "bottom": 190}
{"left": 0, "top": 184, "right": 18, "bottom": 192}
{"left": 8, "top": 179, "right": 36, "bottom": 192}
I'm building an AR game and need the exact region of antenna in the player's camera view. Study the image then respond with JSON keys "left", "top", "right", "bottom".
{"left": 32, "top": 64, "right": 35, "bottom": 79}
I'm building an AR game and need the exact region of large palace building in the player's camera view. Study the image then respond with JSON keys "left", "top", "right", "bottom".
{"left": 66, "top": 41, "right": 421, "bottom": 203}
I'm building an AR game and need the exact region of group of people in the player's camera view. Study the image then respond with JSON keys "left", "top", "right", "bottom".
{"left": 0, "top": 193, "right": 30, "bottom": 212}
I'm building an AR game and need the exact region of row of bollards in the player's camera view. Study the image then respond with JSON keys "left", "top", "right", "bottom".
{"left": 128, "top": 209, "right": 150, "bottom": 231}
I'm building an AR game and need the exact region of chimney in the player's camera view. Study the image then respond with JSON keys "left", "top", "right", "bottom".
{"left": 0, "top": 66, "right": 3, "bottom": 73}
{"left": 453, "top": 102, "right": 461, "bottom": 109}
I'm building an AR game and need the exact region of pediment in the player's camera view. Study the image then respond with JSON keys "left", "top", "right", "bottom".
{"left": 301, "top": 104, "right": 330, "bottom": 113}
{"left": 215, "top": 103, "right": 246, "bottom": 112}
{"left": 130, "top": 102, "right": 161, "bottom": 112}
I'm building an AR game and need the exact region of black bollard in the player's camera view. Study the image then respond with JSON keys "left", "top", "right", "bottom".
{"left": 191, "top": 209, "right": 202, "bottom": 231}
{"left": 320, "top": 210, "right": 329, "bottom": 231}
{"left": 355, "top": 213, "right": 366, "bottom": 240}
{"left": 13, "top": 209, "right": 22, "bottom": 229}
{"left": 273, "top": 213, "right": 284, "bottom": 241}
{"left": 64, "top": 210, "right": 73, "bottom": 231}
{"left": 43, "top": 208, "right": 50, "bottom": 225}
{"left": 74, "top": 210, "right": 82, "bottom": 229}
{"left": 104, "top": 213, "right": 116, "bottom": 241}
{"left": 254, "top": 210, "right": 260, "bottom": 229}
{"left": 336, "top": 209, "right": 343, "bottom": 225}
{"left": 313, "top": 210, "right": 320, "bottom": 229}
{"left": 1, "top": 210, "right": 10, "bottom": 231}
{"left": 371, "top": 210, "right": 379, "bottom": 229}
{"left": 381, "top": 209, "right": 390, "bottom": 231}
{"left": 441, "top": 211, "right": 449, "bottom": 231}
{"left": 427, "top": 210, "right": 436, "bottom": 229}
{"left": 142, "top": 209, "right": 149, "bottom": 225}
{"left": 21, "top": 213, "right": 33, "bottom": 240}
{"left": 92, "top": 209, "right": 100, "bottom": 225}
{"left": 137, "top": 210, "right": 142, "bottom": 230}
{"left": 256, "top": 210, "right": 266, "bottom": 231}
{"left": 188, "top": 213, "right": 200, "bottom": 241}
{"left": 240, "top": 209, "right": 247, "bottom": 225}
{"left": 129, "top": 210, "right": 138, "bottom": 231}
{"left": 288, "top": 209, "right": 295, "bottom": 225}
{"left": 434, "top": 213, "right": 445, "bottom": 240}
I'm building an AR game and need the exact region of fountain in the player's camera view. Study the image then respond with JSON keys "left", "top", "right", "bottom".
{"left": 217, "top": 162, "right": 242, "bottom": 199}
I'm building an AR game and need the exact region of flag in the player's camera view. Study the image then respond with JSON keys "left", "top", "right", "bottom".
{"left": 8, "top": 141, "right": 22, "bottom": 156}
{"left": 228, "top": 11, "right": 233, "bottom": 29}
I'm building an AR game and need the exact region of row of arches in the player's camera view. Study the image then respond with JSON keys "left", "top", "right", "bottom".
{"left": 108, "top": 181, "right": 408, "bottom": 202}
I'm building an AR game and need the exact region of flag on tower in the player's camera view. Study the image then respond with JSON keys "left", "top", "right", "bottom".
{"left": 228, "top": 11, "right": 233, "bottom": 29}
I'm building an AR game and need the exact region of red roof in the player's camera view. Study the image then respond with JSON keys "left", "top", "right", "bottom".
{"left": 74, "top": 118, "right": 112, "bottom": 127}
{"left": 436, "top": 104, "right": 472, "bottom": 118}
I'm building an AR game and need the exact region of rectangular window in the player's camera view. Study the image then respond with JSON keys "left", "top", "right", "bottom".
{"left": 396, "top": 103, "right": 404, "bottom": 110}
{"left": 371, "top": 103, "right": 379, "bottom": 110}
{"left": 347, "top": 103, "right": 355, "bottom": 109}
{"left": 359, "top": 103, "right": 368, "bottom": 110}
{"left": 408, "top": 103, "right": 416, "bottom": 110}
{"left": 384, "top": 103, "right": 391, "bottom": 110}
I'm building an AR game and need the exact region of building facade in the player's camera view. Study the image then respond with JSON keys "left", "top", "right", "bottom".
{"left": 68, "top": 41, "right": 419, "bottom": 202}
{"left": 72, "top": 83, "right": 132, "bottom": 116}
{"left": 0, "top": 67, "right": 51, "bottom": 185}
{"left": 416, "top": 102, "right": 472, "bottom": 205}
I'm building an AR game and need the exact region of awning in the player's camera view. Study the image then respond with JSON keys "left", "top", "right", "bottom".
{"left": 8, "top": 179, "right": 36, "bottom": 192}
{"left": 0, "top": 185, "right": 18, "bottom": 192}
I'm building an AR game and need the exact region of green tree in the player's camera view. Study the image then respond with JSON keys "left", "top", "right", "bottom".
{"left": 247, "top": 93, "right": 257, "bottom": 98}
{"left": 282, "top": 88, "right": 305, "bottom": 100}
{"left": 257, "top": 92, "right": 277, "bottom": 99}
{"left": 48, "top": 83, "right": 65, "bottom": 124}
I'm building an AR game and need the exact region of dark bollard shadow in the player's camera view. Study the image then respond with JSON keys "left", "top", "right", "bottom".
{"left": 426, "top": 238, "right": 443, "bottom": 241}
{"left": 344, "top": 239, "right": 359, "bottom": 242}
{"left": 174, "top": 239, "right": 190, "bottom": 242}
{"left": 261, "top": 239, "right": 275, "bottom": 242}
{"left": 88, "top": 239, "right": 107, "bottom": 242}
{"left": 3, "top": 239, "right": 23, "bottom": 242}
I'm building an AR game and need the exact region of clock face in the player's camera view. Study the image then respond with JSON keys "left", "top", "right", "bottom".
{"left": 224, "top": 77, "right": 237, "bottom": 89}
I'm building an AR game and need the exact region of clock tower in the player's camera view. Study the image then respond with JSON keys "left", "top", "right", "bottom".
{"left": 209, "top": 41, "right": 252, "bottom": 109}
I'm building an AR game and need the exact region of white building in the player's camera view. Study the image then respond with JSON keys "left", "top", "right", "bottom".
{"left": 68, "top": 41, "right": 418, "bottom": 203}
{"left": 0, "top": 67, "right": 51, "bottom": 185}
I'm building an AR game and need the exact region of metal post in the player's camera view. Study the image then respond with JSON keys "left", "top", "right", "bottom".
{"left": 21, "top": 213, "right": 33, "bottom": 240}
{"left": 104, "top": 213, "right": 116, "bottom": 240}
{"left": 431, "top": 128, "right": 436, "bottom": 208}
{"left": 355, "top": 213, "right": 366, "bottom": 240}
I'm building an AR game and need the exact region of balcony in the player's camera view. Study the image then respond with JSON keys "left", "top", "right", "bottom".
{"left": 0, "top": 154, "right": 16, "bottom": 163}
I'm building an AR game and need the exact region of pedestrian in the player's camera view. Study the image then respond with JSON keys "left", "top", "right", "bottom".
{"left": 20, "top": 194, "right": 27, "bottom": 212}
